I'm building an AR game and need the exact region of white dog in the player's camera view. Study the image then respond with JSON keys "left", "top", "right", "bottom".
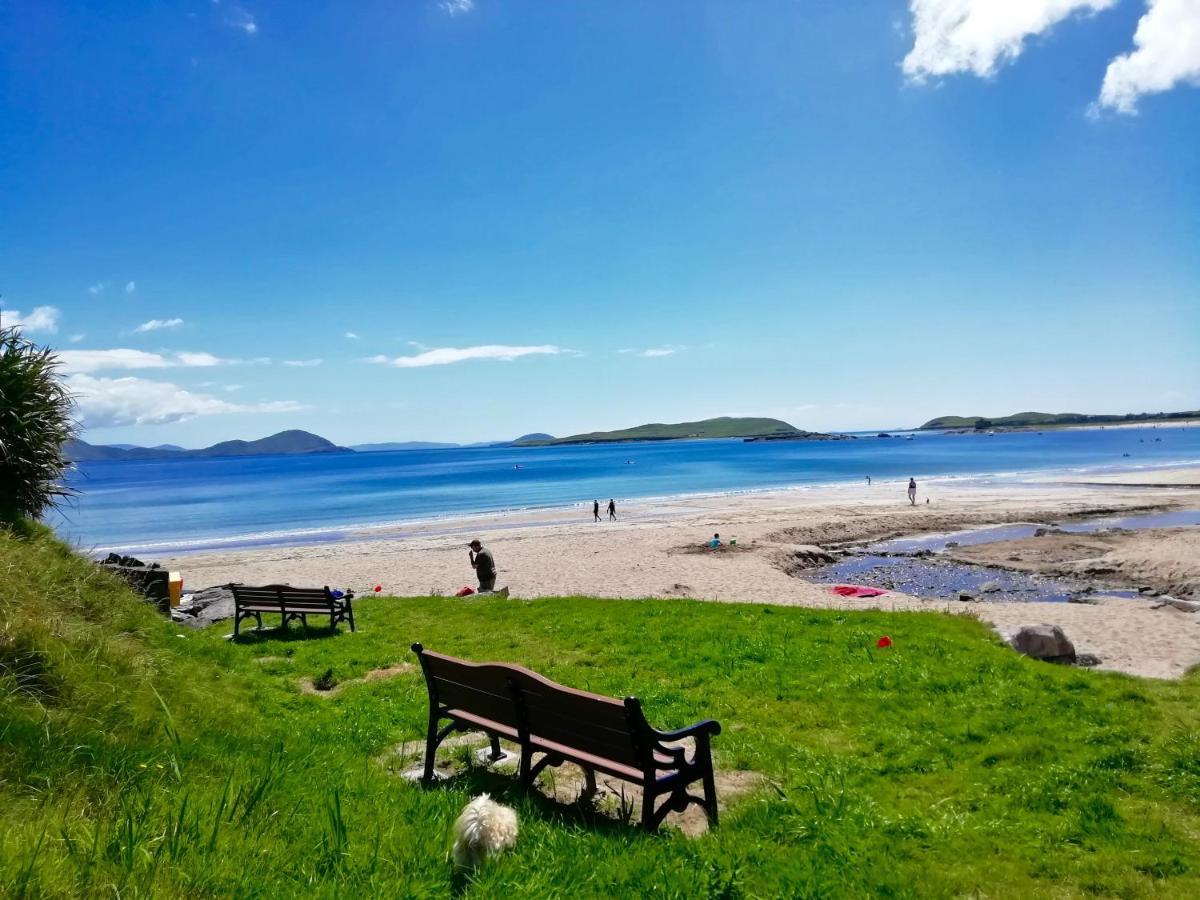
{"left": 451, "top": 793, "right": 519, "bottom": 867}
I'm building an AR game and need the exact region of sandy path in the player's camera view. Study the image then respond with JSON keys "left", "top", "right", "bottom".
{"left": 165, "top": 472, "right": 1200, "bottom": 680}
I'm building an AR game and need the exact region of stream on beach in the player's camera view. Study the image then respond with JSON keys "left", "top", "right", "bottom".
{"left": 805, "top": 508, "right": 1200, "bottom": 603}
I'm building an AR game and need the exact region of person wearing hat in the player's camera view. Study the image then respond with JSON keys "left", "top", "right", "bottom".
{"left": 468, "top": 539, "right": 499, "bottom": 594}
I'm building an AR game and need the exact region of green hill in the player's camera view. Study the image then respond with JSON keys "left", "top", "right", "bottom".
{"left": 67, "top": 430, "right": 349, "bottom": 461}
{"left": 519, "top": 416, "right": 808, "bottom": 445}
{"left": 920, "top": 409, "right": 1200, "bottom": 430}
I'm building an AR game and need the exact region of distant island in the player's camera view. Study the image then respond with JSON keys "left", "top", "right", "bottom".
{"left": 919, "top": 410, "right": 1200, "bottom": 431}
{"left": 67, "top": 430, "right": 350, "bottom": 461}
{"left": 516, "top": 417, "right": 845, "bottom": 446}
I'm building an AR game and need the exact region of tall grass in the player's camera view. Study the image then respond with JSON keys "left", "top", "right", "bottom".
{"left": 3, "top": 525, "right": 1200, "bottom": 896}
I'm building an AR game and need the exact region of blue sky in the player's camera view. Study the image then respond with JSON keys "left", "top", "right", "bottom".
{"left": 2, "top": 0, "right": 1197, "bottom": 446}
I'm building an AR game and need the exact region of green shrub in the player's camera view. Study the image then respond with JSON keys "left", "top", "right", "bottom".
{"left": 0, "top": 325, "right": 75, "bottom": 524}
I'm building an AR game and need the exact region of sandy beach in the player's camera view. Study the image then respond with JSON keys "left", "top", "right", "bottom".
{"left": 166, "top": 471, "right": 1200, "bottom": 680}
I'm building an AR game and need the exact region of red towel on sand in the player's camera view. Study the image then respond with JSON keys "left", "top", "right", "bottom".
{"left": 832, "top": 585, "right": 886, "bottom": 598}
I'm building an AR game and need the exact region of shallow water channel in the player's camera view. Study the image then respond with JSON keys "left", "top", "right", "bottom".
{"left": 806, "top": 509, "right": 1200, "bottom": 603}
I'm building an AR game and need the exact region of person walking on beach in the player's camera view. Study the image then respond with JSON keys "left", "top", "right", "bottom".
{"left": 907, "top": 478, "right": 917, "bottom": 506}
{"left": 866, "top": 475, "right": 872, "bottom": 486}
{"left": 607, "top": 498, "right": 617, "bottom": 521}
{"left": 467, "top": 539, "right": 503, "bottom": 595}
{"left": 593, "top": 499, "right": 601, "bottom": 522}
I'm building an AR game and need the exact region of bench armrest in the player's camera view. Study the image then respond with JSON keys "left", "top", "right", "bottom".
{"left": 651, "top": 718, "right": 721, "bottom": 742}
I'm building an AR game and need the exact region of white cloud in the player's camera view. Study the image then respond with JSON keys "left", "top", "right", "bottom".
{"left": 133, "top": 317, "right": 184, "bottom": 333}
{"left": 618, "top": 345, "right": 685, "bottom": 358}
{"left": 283, "top": 358, "right": 324, "bottom": 367}
{"left": 223, "top": 384, "right": 244, "bottom": 392}
{"left": 902, "top": 0, "right": 1115, "bottom": 81}
{"left": 58, "top": 348, "right": 236, "bottom": 374}
{"left": 1095, "top": 0, "right": 1200, "bottom": 114}
{"left": 69, "top": 334, "right": 86, "bottom": 343}
{"left": 224, "top": 6, "right": 258, "bottom": 34}
{"left": 87, "top": 282, "right": 106, "bottom": 295}
{"left": 69, "top": 374, "right": 302, "bottom": 428}
{"left": 344, "top": 331, "right": 360, "bottom": 340}
{"left": 440, "top": 0, "right": 475, "bottom": 16}
{"left": 3, "top": 305, "right": 61, "bottom": 334}
{"left": 370, "top": 344, "right": 564, "bottom": 368}
{"left": 125, "top": 280, "right": 137, "bottom": 294}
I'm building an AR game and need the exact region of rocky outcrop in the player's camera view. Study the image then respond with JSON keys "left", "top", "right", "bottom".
{"left": 1009, "top": 624, "right": 1077, "bottom": 664}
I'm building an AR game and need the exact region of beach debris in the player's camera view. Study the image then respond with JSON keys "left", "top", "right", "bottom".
{"left": 876, "top": 636, "right": 892, "bottom": 648}
{"left": 456, "top": 586, "right": 476, "bottom": 597}
{"left": 1009, "top": 624, "right": 1077, "bottom": 665}
{"left": 373, "top": 584, "right": 383, "bottom": 593}
{"left": 944, "top": 541, "right": 960, "bottom": 548}
{"left": 1075, "top": 653, "right": 1102, "bottom": 667}
{"left": 956, "top": 591, "right": 975, "bottom": 602}
{"left": 1137, "top": 585, "right": 1160, "bottom": 596}
{"left": 831, "top": 585, "right": 886, "bottom": 598}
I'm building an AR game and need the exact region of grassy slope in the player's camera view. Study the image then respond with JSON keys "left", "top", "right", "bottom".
{"left": 4, "top": 527, "right": 1200, "bottom": 897}
{"left": 526, "top": 417, "right": 802, "bottom": 445}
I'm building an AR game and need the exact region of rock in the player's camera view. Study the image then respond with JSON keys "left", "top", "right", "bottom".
{"left": 1067, "top": 594, "right": 1098, "bottom": 604}
{"left": 956, "top": 591, "right": 975, "bottom": 602}
{"left": 1033, "top": 527, "right": 1060, "bottom": 537}
{"left": 980, "top": 581, "right": 1001, "bottom": 594}
{"left": 1075, "top": 653, "right": 1102, "bottom": 667}
{"left": 1010, "top": 624, "right": 1077, "bottom": 664}
{"left": 1155, "top": 597, "right": 1200, "bottom": 613}
{"left": 1137, "top": 585, "right": 1159, "bottom": 596}
{"left": 945, "top": 541, "right": 960, "bottom": 549}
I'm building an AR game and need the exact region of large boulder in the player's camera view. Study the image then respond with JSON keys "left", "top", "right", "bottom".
{"left": 1010, "top": 624, "right": 1077, "bottom": 664}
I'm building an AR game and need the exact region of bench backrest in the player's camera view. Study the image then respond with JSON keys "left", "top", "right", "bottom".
{"left": 230, "top": 584, "right": 335, "bottom": 611}
{"left": 413, "top": 644, "right": 644, "bottom": 768}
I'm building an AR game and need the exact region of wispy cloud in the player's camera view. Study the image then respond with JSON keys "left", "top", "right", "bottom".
{"left": 69, "top": 374, "right": 302, "bottom": 428}
{"left": 133, "top": 317, "right": 184, "bottom": 333}
{"left": 344, "top": 331, "right": 360, "bottom": 340}
{"left": 902, "top": 0, "right": 1115, "bottom": 82}
{"left": 69, "top": 333, "right": 86, "bottom": 343}
{"left": 618, "top": 344, "right": 685, "bottom": 358}
{"left": 283, "top": 358, "right": 324, "bottom": 367}
{"left": 59, "top": 348, "right": 238, "bottom": 374}
{"left": 2, "top": 305, "right": 61, "bottom": 334}
{"left": 368, "top": 344, "right": 564, "bottom": 368}
{"left": 439, "top": 0, "right": 475, "bottom": 16}
{"left": 124, "top": 280, "right": 137, "bottom": 294}
{"left": 87, "top": 282, "right": 106, "bottom": 295}
{"left": 224, "top": 6, "right": 258, "bottom": 35}
{"left": 1095, "top": 0, "right": 1200, "bottom": 114}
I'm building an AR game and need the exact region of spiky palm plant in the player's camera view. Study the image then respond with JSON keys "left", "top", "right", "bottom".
{"left": 0, "top": 324, "right": 76, "bottom": 523}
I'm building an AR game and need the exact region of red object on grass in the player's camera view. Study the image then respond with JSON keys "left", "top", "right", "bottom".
{"left": 831, "top": 585, "right": 887, "bottom": 598}
{"left": 374, "top": 584, "right": 382, "bottom": 593}
{"left": 455, "top": 586, "right": 476, "bottom": 597}
{"left": 877, "top": 636, "right": 892, "bottom": 648}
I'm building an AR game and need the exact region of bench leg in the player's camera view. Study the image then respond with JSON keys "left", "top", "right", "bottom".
{"left": 699, "top": 735, "right": 719, "bottom": 826}
{"left": 423, "top": 711, "right": 440, "bottom": 782}
{"left": 234, "top": 612, "right": 241, "bottom": 637}
{"left": 642, "top": 788, "right": 659, "bottom": 833}
{"left": 583, "top": 767, "right": 597, "bottom": 798}
{"left": 488, "top": 734, "right": 503, "bottom": 762}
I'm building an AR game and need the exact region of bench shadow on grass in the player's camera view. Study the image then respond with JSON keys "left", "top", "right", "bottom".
{"left": 228, "top": 622, "right": 349, "bottom": 645}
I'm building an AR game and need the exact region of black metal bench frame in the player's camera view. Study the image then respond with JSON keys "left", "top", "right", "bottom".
{"left": 229, "top": 583, "right": 355, "bottom": 636}
{"left": 411, "top": 642, "right": 721, "bottom": 832}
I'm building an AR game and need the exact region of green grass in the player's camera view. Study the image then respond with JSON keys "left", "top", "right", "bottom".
{"left": 4, "top": 525, "right": 1200, "bottom": 897}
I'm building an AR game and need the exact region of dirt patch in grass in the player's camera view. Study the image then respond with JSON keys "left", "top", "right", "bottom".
{"left": 381, "top": 732, "right": 761, "bottom": 836}
{"left": 299, "top": 662, "right": 416, "bottom": 697}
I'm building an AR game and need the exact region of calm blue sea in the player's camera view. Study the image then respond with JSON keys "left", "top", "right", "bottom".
{"left": 48, "top": 427, "right": 1200, "bottom": 555}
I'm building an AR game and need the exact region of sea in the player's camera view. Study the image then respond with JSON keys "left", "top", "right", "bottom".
{"left": 47, "top": 426, "right": 1200, "bottom": 556}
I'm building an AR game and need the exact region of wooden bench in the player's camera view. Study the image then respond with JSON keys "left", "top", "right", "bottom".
{"left": 411, "top": 643, "right": 721, "bottom": 832}
{"left": 229, "top": 584, "right": 355, "bottom": 636}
